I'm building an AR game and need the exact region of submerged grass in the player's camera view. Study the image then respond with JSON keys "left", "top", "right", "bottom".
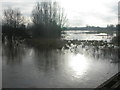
{"left": 25, "top": 38, "right": 119, "bottom": 50}
{"left": 25, "top": 38, "right": 68, "bottom": 49}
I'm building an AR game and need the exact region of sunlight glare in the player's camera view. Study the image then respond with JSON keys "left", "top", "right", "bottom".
{"left": 68, "top": 54, "right": 89, "bottom": 78}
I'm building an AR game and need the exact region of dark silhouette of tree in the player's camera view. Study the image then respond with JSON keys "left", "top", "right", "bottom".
{"left": 31, "top": 1, "right": 67, "bottom": 38}
{"left": 2, "top": 8, "right": 29, "bottom": 43}
{"left": 116, "top": 24, "right": 120, "bottom": 43}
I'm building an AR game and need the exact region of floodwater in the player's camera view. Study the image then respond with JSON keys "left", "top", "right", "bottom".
{"left": 61, "top": 30, "right": 116, "bottom": 41}
{"left": 2, "top": 30, "right": 119, "bottom": 88}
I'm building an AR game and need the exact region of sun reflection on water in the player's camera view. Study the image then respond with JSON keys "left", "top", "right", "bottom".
{"left": 68, "top": 54, "right": 89, "bottom": 78}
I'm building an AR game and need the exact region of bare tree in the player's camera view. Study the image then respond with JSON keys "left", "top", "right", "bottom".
{"left": 32, "top": 2, "right": 52, "bottom": 26}
{"left": 3, "top": 8, "right": 24, "bottom": 28}
{"left": 31, "top": 1, "right": 67, "bottom": 38}
{"left": 2, "top": 8, "right": 27, "bottom": 43}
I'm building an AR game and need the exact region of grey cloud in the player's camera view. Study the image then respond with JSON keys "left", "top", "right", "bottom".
{"left": 2, "top": 1, "right": 34, "bottom": 17}
{"left": 1, "top": 0, "right": 118, "bottom": 26}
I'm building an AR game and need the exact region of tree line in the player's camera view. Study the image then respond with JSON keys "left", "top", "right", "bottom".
{"left": 2, "top": 1, "right": 67, "bottom": 43}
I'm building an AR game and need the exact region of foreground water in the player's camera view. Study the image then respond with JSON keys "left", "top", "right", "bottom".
{"left": 2, "top": 30, "right": 119, "bottom": 88}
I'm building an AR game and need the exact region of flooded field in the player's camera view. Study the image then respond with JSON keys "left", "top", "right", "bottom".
{"left": 61, "top": 30, "right": 116, "bottom": 41}
{"left": 2, "top": 30, "right": 120, "bottom": 88}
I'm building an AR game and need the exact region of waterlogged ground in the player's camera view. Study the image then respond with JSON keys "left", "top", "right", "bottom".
{"left": 2, "top": 30, "right": 120, "bottom": 88}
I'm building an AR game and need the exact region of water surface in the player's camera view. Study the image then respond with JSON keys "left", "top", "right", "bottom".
{"left": 62, "top": 30, "right": 116, "bottom": 41}
{"left": 2, "top": 30, "right": 119, "bottom": 88}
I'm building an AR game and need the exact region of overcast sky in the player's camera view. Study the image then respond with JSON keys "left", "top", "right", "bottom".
{"left": 1, "top": 0, "right": 119, "bottom": 27}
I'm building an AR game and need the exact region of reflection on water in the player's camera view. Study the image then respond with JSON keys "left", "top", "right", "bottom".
{"left": 68, "top": 54, "right": 89, "bottom": 78}
{"left": 62, "top": 30, "right": 116, "bottom": 41}
{"left": 2, "top": 31, "right": 119, "bottom": 88}
{"left": 2, "top": 44, "right": 26, "bottom": 65}
{"left": 3, "top": 44, "right": 119, "bottom": 88}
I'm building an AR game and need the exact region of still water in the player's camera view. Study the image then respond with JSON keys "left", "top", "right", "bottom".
{"left": 62, "top": 30, "right": 116, "bottom": 41}
{"left": 2, "top": 30, "right": 119, "bottom": 88}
